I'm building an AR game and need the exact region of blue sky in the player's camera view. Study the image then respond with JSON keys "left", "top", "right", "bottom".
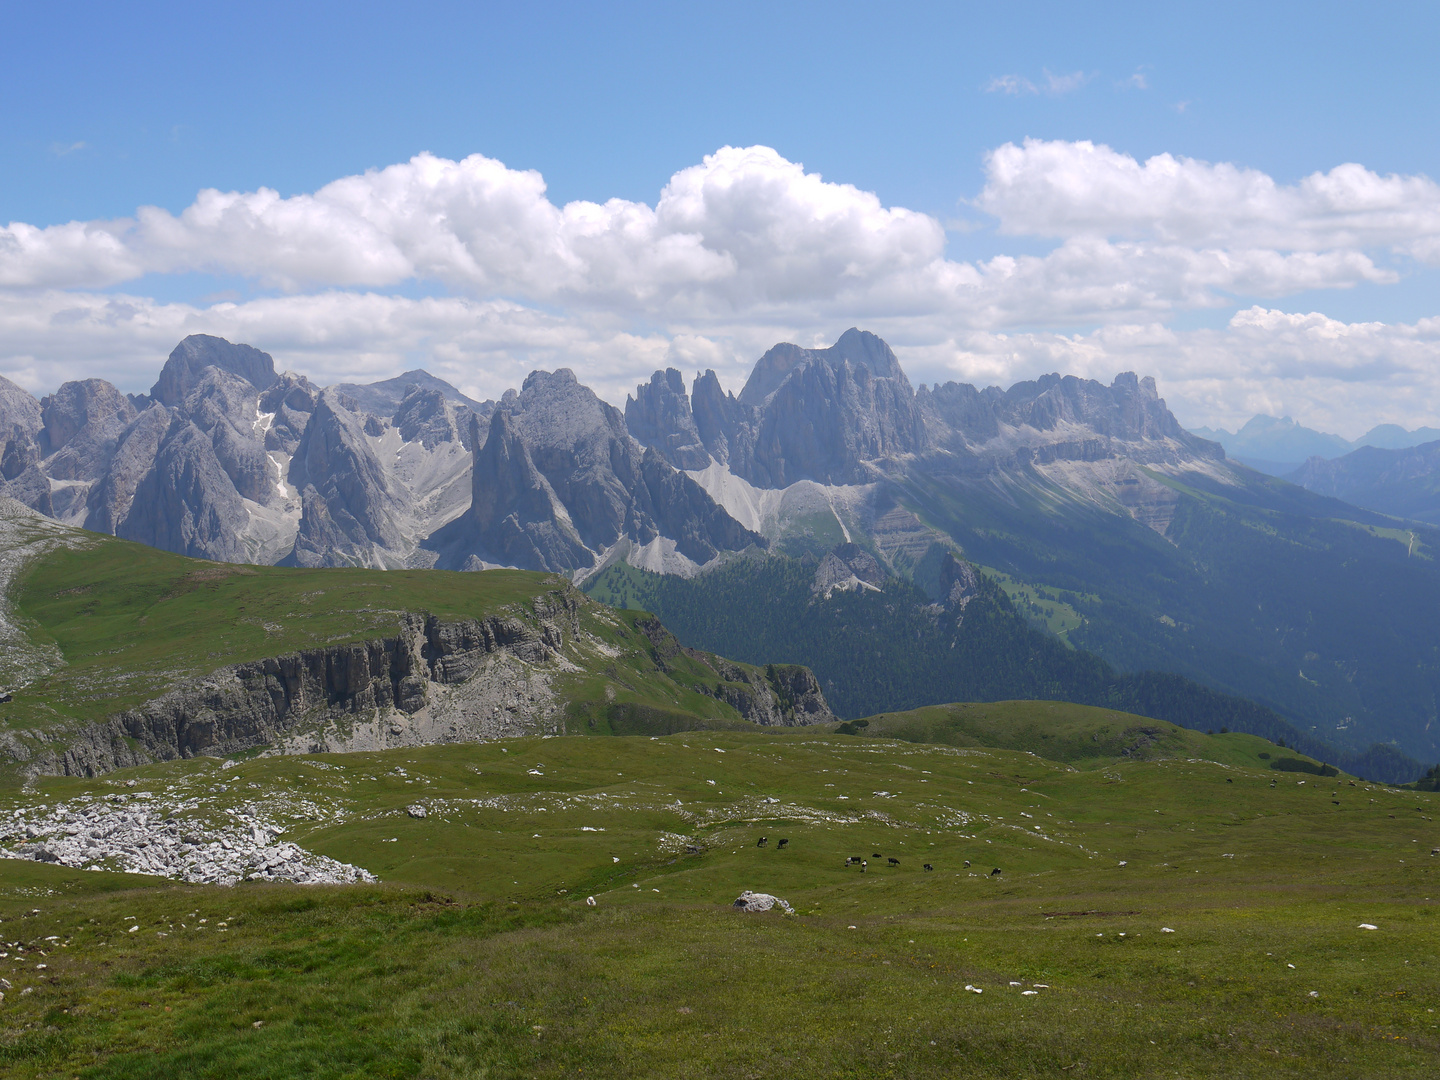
{"left": 3, "top": 0, "right": 1440, "bottom": 434}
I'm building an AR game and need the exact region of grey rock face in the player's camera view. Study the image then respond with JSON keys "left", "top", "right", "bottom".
{"left": 84, "top": 404, "right": 171, "bottom": 534}
{"left": 933, "top": 552, "right": 980, "bottom": 610}
{"left": 462, "top": 407, "right": 592, "bottom": 571}
{"left": 259, "top": 373, "right": 319, "bottom": 454}
{"left": 117, "top": 413, "right": 250, "bottom": 561}
{"left": 738, "top": 327, "right": 909, "bottom": 407}
{"left": 625, "top": 369, "right": 711, "bottom": 469}
{"left": 435, "top": 369, "right": 763, "bottom": 573}
{"left": 690, "top": 369, "right": 745, "bottom": 466}
{"left": 287, "top": 391, "right": 408, "bottom": 567}
{"left": 21, "top": 592, "right": 581, "bottom": 778}
{"left": 812, "top": 542, "right": 887, "bottom": 597}
{"left": 918, "top": 371, "right": 1222, "bottom": 465}
{"left": 394, "top": 385, "right": 477, "bottom": 451}
{"left": 38, "top": 379, "right": 138, "bottom": 481}
{"left": 149, "top": 334, "right": 278, "bottom": 407}
{"left": 629, "top": 329, "right": 926, "bottom": 487}
{"left": 744, "top": 351, "right": 925, "bottom": 486}
{"left": 0, "top": 375, "right": 43, "bottom": 483}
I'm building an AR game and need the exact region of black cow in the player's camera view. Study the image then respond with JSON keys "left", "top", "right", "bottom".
{"left": 756, "top": 837, "right": 768, "bottom": 847}
{"left": 777, "top": 838, "right": 789, "bottom": 849}
{"left": 887, "top": 857, "right": 900, "bottom": 867}
{"left": 923, "top": 863, "right": 933, "bottom": 872}
{"left": 990, "top": 868, "right": 1002, "bottom": 876}
{"left": 872, "top": 852, "right": 882, "bottom": 858}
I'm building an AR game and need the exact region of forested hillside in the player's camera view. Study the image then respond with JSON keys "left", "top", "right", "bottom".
{"left": 586, "top": 557, "right": 1424, "bottom": 783}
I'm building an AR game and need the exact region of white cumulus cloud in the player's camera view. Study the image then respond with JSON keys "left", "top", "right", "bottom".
{"left": 977, "top": 138, "right": 1440, "bottom": 258}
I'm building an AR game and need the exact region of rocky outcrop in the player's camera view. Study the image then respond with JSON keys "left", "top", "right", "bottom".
{"left": 633, "top": 615, "right": 835, "bottom": 727}
{"left": 0, "top": 375, "right": 43, "bottom": 482}
{"left": 394, "top": 385, "right": 477, "bottom": 451}
{"left": 460, "top": 407, "right": 592, "bottom": 572}
{"left": 812, "top": 542, "right": 887, "bottom": 597}
{"left": 933, "top": 552, "right": 980, "bottom": 611}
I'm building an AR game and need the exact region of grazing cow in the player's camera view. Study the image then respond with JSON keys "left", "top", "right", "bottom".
{"left": 861, "top": 860, "right": 868, "bottom": 873}
{"left": 872, "top": 852, "right": 882, "bottom": 858}
{"left": 845, "top": 857, "right": 853, "bottom": 866}
{"left": 850, "top": 855, "right": 863, "bottom": 863}
{"left": 887, "top": 857, "right": 900, "bottom": 867}
{"left": 923, "top": 863, "right": 933, "bottom": 872}
{"left": 1226, "top": 778, "right": 1233, "bottom": 783}
{"left": 964, "top": 860, "right": 971, "bottom": 868}
{"left": 757, "top": 837, "right": 768, "bottom": 847}
{"left": 777, "top": 838, "right": 789, "bottom": 849}
{"left": 990, "top": 868, "right": 1002, "bottom": 876}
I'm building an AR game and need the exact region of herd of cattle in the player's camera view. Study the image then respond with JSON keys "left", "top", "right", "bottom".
{"left": 742, "top": 836, "right": 1000, "bottom": 877}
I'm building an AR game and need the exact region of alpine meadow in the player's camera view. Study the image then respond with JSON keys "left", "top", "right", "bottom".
{"left": 3, "top": 4, "right": 1440, "bottom": 1077}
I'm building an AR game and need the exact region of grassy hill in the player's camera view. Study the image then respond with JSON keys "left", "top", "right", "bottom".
{"left": 0, "top": 527, "right": 816, "bottom": 772}
{"left": 1, "top": 724, "right": 1437, "bottom": 1077}
{"left": 844, "top": 700, "right": 1333, "bottom": 772}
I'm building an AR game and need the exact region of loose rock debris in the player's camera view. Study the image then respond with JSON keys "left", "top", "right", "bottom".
{"left": 0, "top": 790, "right": 374, "bottom": 886}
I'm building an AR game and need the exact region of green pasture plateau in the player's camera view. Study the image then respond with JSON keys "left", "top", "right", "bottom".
{"left": 10, "top": 537, "right": 553, "bottom": 721}
{"left": 1, "top": 727, "right": 1438, "bottom": 1078}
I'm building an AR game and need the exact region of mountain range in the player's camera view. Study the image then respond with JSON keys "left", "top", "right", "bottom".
{"left": 5, "top": 329, "right": 1440, "bottom": 767}
{"left": 1191, "top": 414, "right": 1440, "bottom": 475}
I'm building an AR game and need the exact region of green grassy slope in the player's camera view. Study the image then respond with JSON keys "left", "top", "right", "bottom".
{"left": 1, "top": 728, "right": 1437, "bottom": 1077}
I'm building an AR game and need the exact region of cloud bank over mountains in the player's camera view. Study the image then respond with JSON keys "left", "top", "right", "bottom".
{"left": 3, "top": 141, "right": 1438, "bottom": 433}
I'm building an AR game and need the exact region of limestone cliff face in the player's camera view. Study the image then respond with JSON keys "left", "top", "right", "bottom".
{"left": 22, "top": 593, "right": 584, "bottom": 778}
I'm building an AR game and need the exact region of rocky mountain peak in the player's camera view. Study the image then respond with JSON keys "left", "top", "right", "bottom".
{"left": 394, "top": 385, "right": 474, "bottom": 451}
{"left": 739, "top": 328, "right": 910, "bottom": 408}
{"left": 149, "top": 335, "right": 278, "bottom": 407}
{"left": 625, "top": 368, "right": 710, "bottom": 470}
